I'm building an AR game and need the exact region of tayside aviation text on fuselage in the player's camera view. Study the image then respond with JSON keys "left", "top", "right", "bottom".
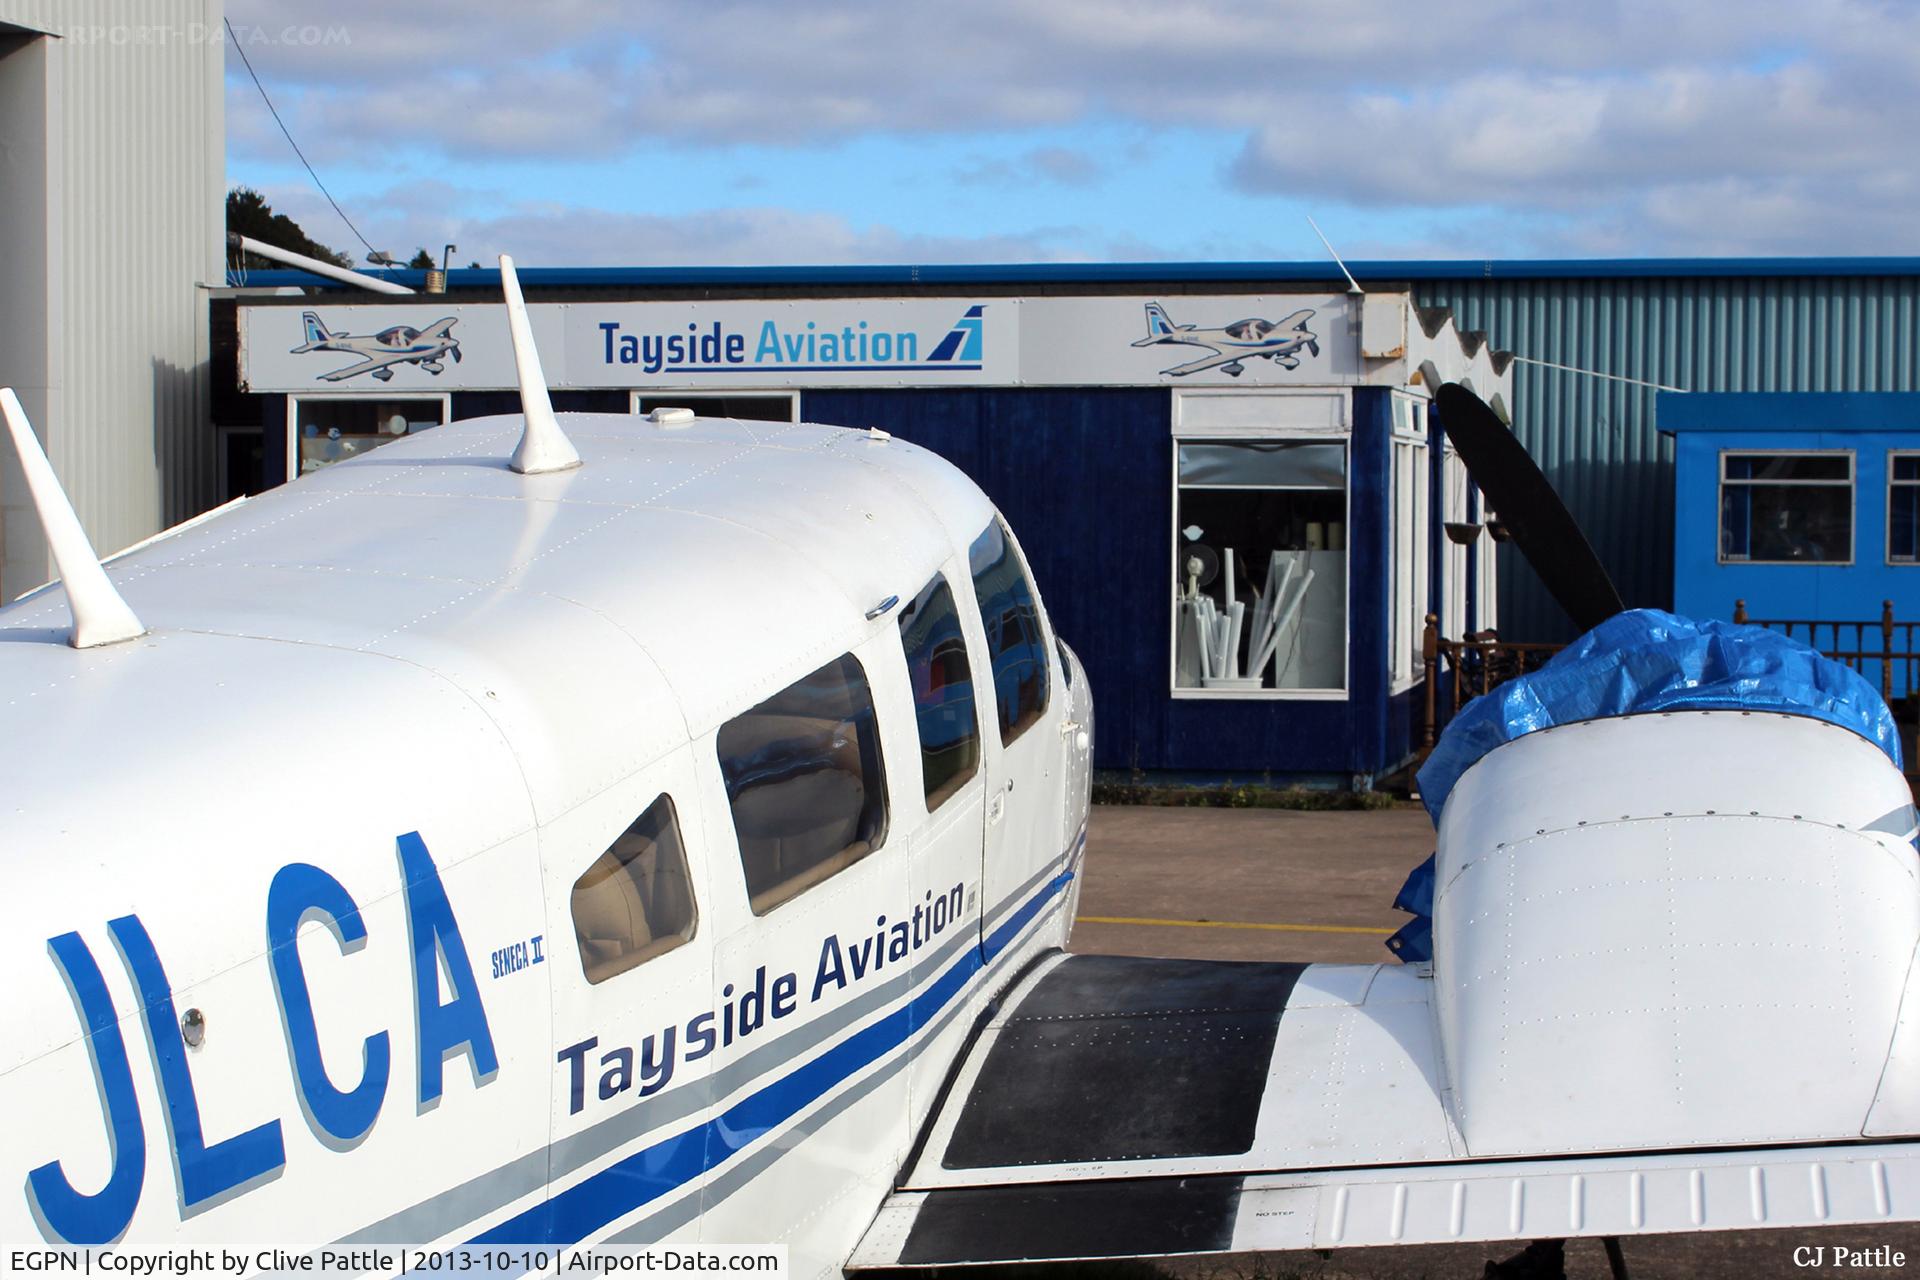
{"left": 598, "top": 306, "right": 985, "bottom": 375}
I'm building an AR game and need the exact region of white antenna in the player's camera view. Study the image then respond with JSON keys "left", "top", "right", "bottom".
{"left": 499, "top": 254, "right": 581, "bottom": 475}
{"left": 1305, "top": 214, "right": 1364, "bottom": 296}
{"left": 0, "top": 388, "right": 146, "bottom": 648}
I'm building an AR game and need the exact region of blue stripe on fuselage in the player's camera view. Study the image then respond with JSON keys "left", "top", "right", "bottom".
{"left": 470, "top": 842, "right": 1079, "bottom": 1246}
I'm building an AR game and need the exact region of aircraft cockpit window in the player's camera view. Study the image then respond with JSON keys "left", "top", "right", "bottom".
{"left": 969, "top": 519, "right": 1050, "bottom": 745}
{"left": 570, "top": 794, "right": 698, "bottom": 985}
{"left": 898, "top": 574, "right": 981, "bottom": 809}
{"left": 718, "top": 654, "right": 890, "bottom": 914}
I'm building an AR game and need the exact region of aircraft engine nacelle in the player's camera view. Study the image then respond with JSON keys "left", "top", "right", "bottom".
{"left": 1432, "top": 709, "right": 1920, "bottom": 1157}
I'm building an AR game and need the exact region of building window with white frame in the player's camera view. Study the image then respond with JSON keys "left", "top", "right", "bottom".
{"left": 1173, "top": 438, "right": 1348, "bottom": 694}
{"left": 1719, "top": 451, "right": 1853, "bottom": 564}
{"left": 1891, "top": 454, "right": 1919, "bottom": 564}
{"left": 1389, "top": 396, "right": 1430, "bottom": 691}
{"left": 290, "top": 395, "right": 448, "bottom": 477}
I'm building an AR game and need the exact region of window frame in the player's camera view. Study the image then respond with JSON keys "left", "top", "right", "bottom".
{"left": 1389, "top": 394, "right": 1430, "bottom": 693}
{"left": 1168, "top": 422, "right": 1352, "bottom": 702}
{"left": 1889, "top": 450, "right": 1920, "bottom": 567}
{"left": 568, "top": 792, "right": 699, "bottom": 986}
{"left": 286, "top": 392, "right": 451, "bottom": 479}
{"left": 1716, "top": 448, "right": 1856, "bottom": 567}
{"left": 896, "top": 571, "right": 983, "bottom": 811}
{"left": 968, "top": 518, "right": 1053, "bottom": 746}
{"left": 629, "top": 390, "right": 799, "bottom": 422}
{"left": 716, "top": 651, "right": 891, "bottom": 916}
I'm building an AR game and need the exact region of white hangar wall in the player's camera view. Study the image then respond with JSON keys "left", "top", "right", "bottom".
{"left": 0, "top": 0, "right": 224, "bottom": 600}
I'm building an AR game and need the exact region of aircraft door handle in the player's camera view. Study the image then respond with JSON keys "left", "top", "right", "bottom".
{"left": 989, "top": 793, "right": 1005, "bottom": 822}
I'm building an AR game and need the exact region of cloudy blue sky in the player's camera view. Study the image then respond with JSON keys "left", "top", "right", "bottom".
{"left": 224, "top": 0, "right": 1920, "bottom": 268}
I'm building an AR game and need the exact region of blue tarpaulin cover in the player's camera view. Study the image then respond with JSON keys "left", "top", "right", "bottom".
{"left": 1388, "top": 609, "right": 1904, "bottom": 962}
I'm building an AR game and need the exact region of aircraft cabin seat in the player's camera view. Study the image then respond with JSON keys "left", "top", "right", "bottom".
{"left": 724, "top": 712, "right": 875, "bottom": 913}
{"left": 571, "top": 827, "right": 695, "bottom": 983}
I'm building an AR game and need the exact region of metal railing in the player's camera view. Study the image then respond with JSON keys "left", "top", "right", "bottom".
{"left": 1732, "top": 599, "right": 1918, "bottom": 704}
{"left": 1419, "top": 614, "right": 1565, "bottom": 749}
{"left": 1417, "top": 606, "right": 1920, "bottom": 784}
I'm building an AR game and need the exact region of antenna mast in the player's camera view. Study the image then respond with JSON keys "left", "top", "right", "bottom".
{"left": 1305, "top": 214, "right": 1364, "bottom": 296}
{"left": 0, "top": 389, "right": 146, "bottom": 648}
{"left": 500, "top": 254, "right": 582, "bottom": 475}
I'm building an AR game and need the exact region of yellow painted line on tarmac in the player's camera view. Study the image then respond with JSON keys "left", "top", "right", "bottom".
{"left": 1076, "top": 914, "right": 1396, "bottom": 937}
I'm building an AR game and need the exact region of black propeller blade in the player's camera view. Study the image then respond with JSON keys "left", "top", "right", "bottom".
{"left": 1434, "top": 382, "right": 1627, "bottom": 634}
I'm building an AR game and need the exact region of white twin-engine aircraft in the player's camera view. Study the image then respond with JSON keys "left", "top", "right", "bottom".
{"left": 3, "top": 259, "right": 1919, "bottom": 1277}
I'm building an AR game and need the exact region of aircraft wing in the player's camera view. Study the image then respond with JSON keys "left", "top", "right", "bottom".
{"left": 850, "top": 952, "right": 1920, "bottom": 1267}
{"left": 318, "top": 353, "right": 402, "bottom": 381}
{"left": 1159, "top": 349, "right": 1243, "bottom": 376}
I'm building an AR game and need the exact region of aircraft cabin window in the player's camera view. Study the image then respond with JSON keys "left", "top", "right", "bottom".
{"left": 968, "top": 519, "right": 1050, "bottom": 745}
{"left": 718, "top": 654, "right": 890, "bottom": 914}
{"left": 570, "top": 794, "right": 698, "bottom": 985}
{"left": 898, "top": 574, "right": 981, "bottom": 809}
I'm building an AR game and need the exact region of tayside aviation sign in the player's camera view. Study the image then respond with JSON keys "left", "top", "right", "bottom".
{"left": 239, "top": 295, "right": 1363, "bottom": 393}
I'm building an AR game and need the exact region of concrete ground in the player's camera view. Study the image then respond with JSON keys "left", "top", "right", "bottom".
{"left": 1051, "top": 803, "right": 1920, "bottom": 1280}
{"left": 1069, "top": 805, "right": 1431, "bottom": 966}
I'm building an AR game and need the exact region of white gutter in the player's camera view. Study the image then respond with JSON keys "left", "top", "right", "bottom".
{"left": 228, "top": 233, "right": 415, "bottom": 295}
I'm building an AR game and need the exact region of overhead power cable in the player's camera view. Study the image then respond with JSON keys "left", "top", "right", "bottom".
{"left": 1510, "top": 355, "right": 1688, "bottom": 393}
{"left": 225, "top": 16, "right": 378, "bottom": 259}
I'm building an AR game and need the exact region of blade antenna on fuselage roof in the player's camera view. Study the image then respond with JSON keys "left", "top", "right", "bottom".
{"left": 499, "top": 254, "right": 582, "bottom": 476}
{"left": 0, "top": 388, "right": 147, "bottom": 648}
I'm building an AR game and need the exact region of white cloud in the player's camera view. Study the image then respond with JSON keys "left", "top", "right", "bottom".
{"left": 248, "top": 181, "right": 1165, "bottom": 266}
{"left": 224, "top": 0, "right": 1920, "bottom": 257}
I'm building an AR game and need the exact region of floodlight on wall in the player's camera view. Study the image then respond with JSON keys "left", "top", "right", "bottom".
{"left": 1444, "top": 521, "right": 1483, "bottom": 546}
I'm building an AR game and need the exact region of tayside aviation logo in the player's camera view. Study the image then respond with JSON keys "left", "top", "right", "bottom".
{"left": 595, "top": 305, "right": 987, "bottom": 375}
